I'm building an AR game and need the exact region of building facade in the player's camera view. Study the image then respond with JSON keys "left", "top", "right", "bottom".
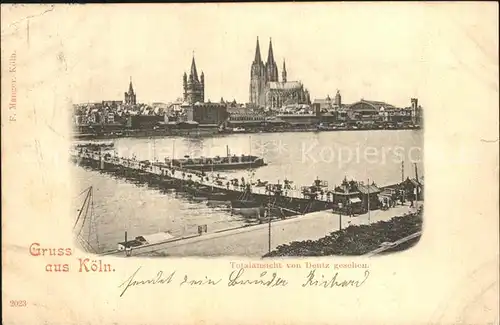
{"left": 266, "top": 80, "right": 310, "bottom": 109}
{"left": 126, "top": 115, "right": 163, "bottom": 129}
{"left": 184, "top": 102, "right": 227, "bottom": 126}
{"left": 348, "top": 100, "right": 392, "bottom": 121}
{"left": 334, "top": 90, "right": 342, "bottom": 107}
{"left": 348, "top": 99, "right": 421, "bottom": 125}
{"left": 124, "top": 78, "right": 137, "bottom": 105}
{"left": 249, "top": 38, "right": 310, "bottom": 109}
{"left": 183, "top": 56, "right": 205, "bottom": 104}
{"left": 249, "top": 38, "right": 268, "bottom": 107}
{"left": 411, "top": 98, "right": 423, "bottom": 125}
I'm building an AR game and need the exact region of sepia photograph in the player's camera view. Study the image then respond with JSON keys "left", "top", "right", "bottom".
{"left": 70, "top": 6, "right": 424, "bottom": 258}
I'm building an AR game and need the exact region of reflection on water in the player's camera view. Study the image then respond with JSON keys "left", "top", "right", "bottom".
{"left": 73, "top": 130, "right": 423, "bottom": 253}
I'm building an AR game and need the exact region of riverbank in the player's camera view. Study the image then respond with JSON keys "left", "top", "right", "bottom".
{"left": 103, "top": 202, "right": 421, "bottom": 257}
{"left": 264, "top": 206, "right": 423, "bottom": 257}
{"left": 73, "top": 124, "right": 422, "bottom": 140}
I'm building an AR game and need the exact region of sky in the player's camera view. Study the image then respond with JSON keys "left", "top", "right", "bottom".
{"left": 1, "top": 3, "right": 498, "bottom": 108}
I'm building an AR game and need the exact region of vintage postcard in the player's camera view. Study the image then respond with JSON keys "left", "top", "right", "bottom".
{"left": 2, "top": 3, "right": 499, "bottom": 325}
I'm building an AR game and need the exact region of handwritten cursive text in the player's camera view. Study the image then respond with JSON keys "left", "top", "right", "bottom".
{"left": 180, "top": 274, "right": 222, "bottom": 286}
{"left": 118, "top": 267, "right": 176, "bottom": 297}
{"left": 228, "top": 268, "right": 288, "bottom": 287}
{"left": 302, "top": 269, "right": 370, "bottom": 288}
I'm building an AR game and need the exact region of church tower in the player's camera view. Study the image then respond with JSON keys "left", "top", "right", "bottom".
{"left": 335, "top": 89, "right": 342, "bottom": 107}
{"left": 183, "top": 55, "right": 205, "bottom": 104}
{"left": 282, "top": 59, "right": 287, "bottom": 82}
{"left": 200, "top": 71, "right": 205, "bottom": 102}
{"left": 124, "top": 77, "right": 137, "bottom": 105}
{"left": 249, "top": 37, "right": 266, "bottom": 107}
{"left": 265, "top": 38, "right": 279, "bottom": 82}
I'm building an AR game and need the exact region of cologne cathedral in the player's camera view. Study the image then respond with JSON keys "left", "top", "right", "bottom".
{"left": 249, "top": 38, "right": 310, "bottom": 109}
{"left": 183, "top": 56, "right": 205, "bottom": 104}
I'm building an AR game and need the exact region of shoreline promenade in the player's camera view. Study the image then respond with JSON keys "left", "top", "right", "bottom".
{"left": 105, "top": 202, "right": 420, "bottom": 257}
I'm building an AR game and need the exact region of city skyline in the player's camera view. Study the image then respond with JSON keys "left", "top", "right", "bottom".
{"left": 6, "top": 4, "right": 497, "bottom": 108}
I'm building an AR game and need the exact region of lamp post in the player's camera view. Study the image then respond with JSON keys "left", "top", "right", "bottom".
{"left": 414, "top": 163, "right": 419, "bottom": 208}
{"left": 367, "top": 178, "right": 371, "bottom": 223}
{"left": 151, "top": 136, "right": 156, "bottom": 162}
{"left": 124, "top": 231, "right": 132, "bottom": 257}
{"left": 338, "top": 202, "right": 343, "bottom": 231}
{"left": 267, "top": 202, "right": 272, "bottom": 253}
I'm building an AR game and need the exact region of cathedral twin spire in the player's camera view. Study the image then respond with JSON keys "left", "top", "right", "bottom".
{"left": 267, "top": 38, "right": 275, "bottom": 66}
{"left": 249, "top": 37, "right": 310, "bottom": 107}
{"left": 253, "top": 37, "right": 276, "bottom": 64}
{"left": 254, "top": 37, "right": 262, "bottom": 63}
{"left": 252, "top": 37, "right": 282, "bottom": 82}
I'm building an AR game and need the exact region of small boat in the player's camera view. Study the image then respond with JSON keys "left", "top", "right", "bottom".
{"left": 159, "top": 178, "right": 178, "bottom": 189}
{"left": 231, "top": 207, "right": 264, "bottom": 218}
{"left": 207, "top": 200, "right": 231, "bottom": 208}
{"left": 208, "top": 192, "right": 230, "bottom": 200}
{"left": 117, "top": 231, "right": 176, "bottom": 251}
{"left": 183, "top": 183, "right": 207, "bottom": 192}
{"left": 74, "top": 186, "right": 100, "bottom": 254}
{"left": 191, "top": 196, "right": 208, "bottom": 202}
{"left": 231, "top": 199, "right": 262, "bottom": 209}
{"left": 183, "top": 184, "right": 230, "bottom": 201}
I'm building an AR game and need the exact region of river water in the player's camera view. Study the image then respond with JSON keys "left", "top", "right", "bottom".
{"left": 72, "top": 130, "right": 423, "bottom": 253}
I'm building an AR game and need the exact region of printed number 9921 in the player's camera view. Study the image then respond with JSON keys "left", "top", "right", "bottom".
{"left": 10, "top": 300, "right": 27, "bottom": 307}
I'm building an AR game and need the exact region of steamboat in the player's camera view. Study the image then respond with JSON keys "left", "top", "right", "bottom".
{"left": 74, "top": 140, "right": 114, "bottom": 151}
{"left": 166, "top": 146, "right": 266, "bottom": 171}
